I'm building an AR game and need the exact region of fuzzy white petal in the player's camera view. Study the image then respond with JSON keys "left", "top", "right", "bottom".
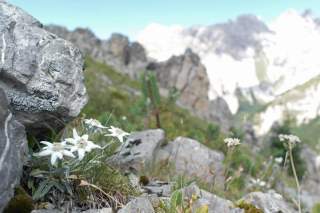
{"left": 78, "top": 149, "right": 86, "bottom": 160}
{"left": 63, "top": 150, "right": 75, "bottom": 158}
{"left": 40, "top": 141, "right": 53, "bottom": 147}
{"left": 36, "top": 149, "right": 53, "bottom": 157}
{"left": 73, "top": 129, "right": 80, "bottom": 139}
{"left": 65, "top": 138, "right": 76, "bottom": 144}
{"left": 50, "top": 153, "right": 59, "bottom": 165}
{"left": 82, "top": 134, "right": 89, "bottom": 141}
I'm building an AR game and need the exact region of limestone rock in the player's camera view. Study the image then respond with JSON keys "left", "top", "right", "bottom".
{"left": 0, "top": 1, "right": 87, "bottom": 133}
{"left": 157, "top": 137, "right": 225, "bottom": 185}
{"left": 0, "top": 89, "right": 27, "bottom": 212}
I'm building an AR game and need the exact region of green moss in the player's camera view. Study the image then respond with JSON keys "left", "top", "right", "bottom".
{"left": 236, "top": 200, "right": 263, "bottom": 213}
{"left": 3, "top": 187, "right": 34, "bottom": 213}
{"left": 312, "top": 203, "right": 320, "bottom": 213}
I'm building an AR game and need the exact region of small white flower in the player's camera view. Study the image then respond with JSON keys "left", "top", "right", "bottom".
{"left": 275, "top": 157, "right": 283, "bottom": 164}
{"left": 224, "top": 138, "right": 241, "bottom": 148}
{"left": 278, "top": 134, "right": 301, "bottom": 146}
{"left": 34, "top": 141, "right": 75, "bottom": 165}
{"left": 105, "top": 126, "right": 130, "bottom": 143}
{"left": 250, "top": 178, "right": 266, "bottom": 187}
{"left": 121, "top": 116, "right": 127, "bottom": 121}
{"left": 65, "top": 129, "right": 101, "bottom": 160}
{"left": 315, "top": 155, "right": 320, "bottom": 171}
{"left": 84, "top": 118, "right": 107, "bottom": 129}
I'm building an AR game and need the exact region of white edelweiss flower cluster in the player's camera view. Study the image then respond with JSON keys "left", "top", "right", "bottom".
{"left": 34, "top": 141, "right": 75, "bottom": 165}
{"left": 250, "top": 178, "right": 266, "bottom": 187}
{"left": 34, "top": 118, "right": 130, "bottom": 166}
{"left": 84, "top": 118, "right": 107, "bottom": 129}
{"left": 35, "top": 129, "right": 101, "bottom": 165}
{"left": 275, "top": 157, "right": 283, "bottom": 164}
{"left": 105, "top": 126, "right": 130, "bottom": 143}
{"left": 278, "top": 134, "right": 301, "bottom": 146}
{"left": 315, "top": 155, "right": 320, "bottom": 171}
{"left": 224, "top": 138, "right": 241, "bottom": 148}
{"left": 65, "top": 129, "right": 101, "bottom": 160}
{"left": 84, "top": 118, "right": 130, "bottom": 143}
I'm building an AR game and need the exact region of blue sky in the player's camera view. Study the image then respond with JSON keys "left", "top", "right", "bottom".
{"left": 8, "top": 0, "right": 320, "bottom": 39}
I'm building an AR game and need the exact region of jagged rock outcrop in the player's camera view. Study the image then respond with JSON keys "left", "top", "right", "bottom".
{"left": 0, "top": 89, "right": 27, "bottom": 212}
{"left": 0, "top": 1, "right": 87, "bottom": 133}
{"left": 148, "top": 48, "right": 232, "bottom": 131}
{"left": 147, "top": 49, "right": 209, "bottom": 115}
{"left": 45, "top": 25, "right": 148, "bottom": 79}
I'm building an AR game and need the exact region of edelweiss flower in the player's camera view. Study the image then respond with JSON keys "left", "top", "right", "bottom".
{"left": 278, "top": 134, "right": 301, "bottom": 147}
{"left": 315, "top": 155, "right": 320, "bottom": 171}
{"left": 224, "top": 138, "right": 241, "bottom": 148}
{"left": 105, "top": 126, "right": 130, "bottom": 143}
{"left": 34, "top": 141, "right": 75, "bottom": 165}
{"left": 65, "top": 129, "right": 101, "bottom": 160}
{"left": 275, "top": 157, "right": 283, "bottom": 164}
{"left": 250, "top": 178, "right": 266, "bottom": 187}
{"left": 84, "top": 118, "right": 107, "bottom": 129}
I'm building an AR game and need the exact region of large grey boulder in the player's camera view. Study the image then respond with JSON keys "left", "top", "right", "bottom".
{"left": 0, "top": 89, "right": 27, "bottom": 212}
{"left": 0, "top": 1, "right": 87, "bottom": 133}
{"left": 110, "top": 129, "right": 165, "bottom": 173}
{"left": 156, "top": 137, "right": 225, "bottom": 186}
{"left": 241, "top": 191, "right": 297, "bottom": 213}
{"left": 118, "top": 196, "right": 155, "bottom": 213}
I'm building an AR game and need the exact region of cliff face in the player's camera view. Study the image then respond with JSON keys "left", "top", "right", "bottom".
{"left": 46, "top": 25, "right": 232, "bottom": 130}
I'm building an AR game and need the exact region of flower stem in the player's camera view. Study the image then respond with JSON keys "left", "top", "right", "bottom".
{"left": 224, "top": 148, "right": 234, "bottom": 191}
{"left": 289, "top": 146, "right": 301, "bottom": 213}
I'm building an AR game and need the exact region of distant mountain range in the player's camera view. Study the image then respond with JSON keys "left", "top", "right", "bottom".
{"left": 137, "top": 9, "right": 320, "bottom": 135}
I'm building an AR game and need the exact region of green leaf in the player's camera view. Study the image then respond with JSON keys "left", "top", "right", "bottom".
{"left": 32, "top": 179, "right": 53, "bottom": 200}
{"left": 170, "top": 190, "right": 183, "bottom": 211}
{"left": 53, "top": 181, "right": 65, "bottom": 193}
{"left": 30, "top": 169, "right": 47, "bottom": 177}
